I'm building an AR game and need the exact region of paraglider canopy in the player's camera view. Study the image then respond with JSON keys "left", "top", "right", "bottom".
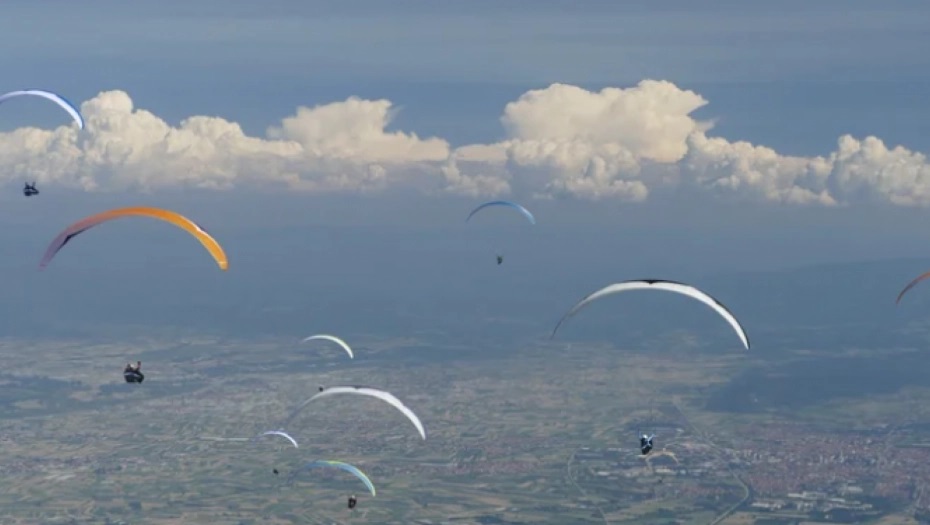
{"left": 284, "top": 385, "right": 427, "bottom": 440}
{"left": 0, "top": 89, "right": 85, "bottom": 129}
{"left": 301, "top": 334, "right": 354, "bottom": 359}
{"left": 254, "top": 430, "right": 299, "bottom": 449}
{"left": 551, "top": 279, "right": 750, "bottom": 350}
{"left": 897, "top": 271, "right": 930, "bottom": 305}
{"left": 287, "top": 460, "right": 377, "bottom": 497}
{"left": 39, "top": 206, "right": 228, "bottom": 271}
{"left": 466, "top": 200, "right": 536, "bottom": 225}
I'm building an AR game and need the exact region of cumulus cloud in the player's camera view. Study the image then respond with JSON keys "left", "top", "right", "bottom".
{"left": 443, "top": 80, "right": 704, "bottom": 201}
{"left": 444, "top": 80, "right": 930, "bottom": 207}
{"left": 2, "top": 81, "right": 929, "bottom": 206}
{"left": 0, "top": 91, "right": 448, "bottom": 192}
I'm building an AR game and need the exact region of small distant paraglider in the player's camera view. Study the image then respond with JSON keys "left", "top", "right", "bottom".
{"left": 287, "top": 460, "right": 376, "bottom": 500}
{"left": 255, "top": 430, "right": 299, "bottom": 449}
{"left": 2, "top": 90, "right": 82, "bottom": 200}
{"left": 466, "top": 200, "right": 535, "bottom": 266}
{"left": 123, "top": 361, "right": 144, "bottom": 383}
{"left": 301, "top": 334, "right": 354, "bottom": 359}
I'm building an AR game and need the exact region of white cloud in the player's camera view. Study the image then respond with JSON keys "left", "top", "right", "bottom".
{"left": 2, "top": 81, "right": 930, "bottom": 206}
{"left": 443, "top": 80, "right": 705, "bottom": 201}
{"left": 681, "top": 133, "right": 837, "bottom": 206}
{"left": 445, "top": 80, "right": 930, "bottom": 207}
{"left": 439, "top": 145, "right": 511, "bottom": 198}
{"left": 0, "top": 90, "right": 448, "bottom": 192}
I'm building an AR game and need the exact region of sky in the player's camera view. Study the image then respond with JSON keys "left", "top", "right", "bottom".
{"left": 1, "top": 1, "right": 930, "bottom": 342}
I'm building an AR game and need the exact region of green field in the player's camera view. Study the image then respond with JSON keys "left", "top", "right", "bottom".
{"left": 0, "top": 335, "right": 927, "bottom": 524}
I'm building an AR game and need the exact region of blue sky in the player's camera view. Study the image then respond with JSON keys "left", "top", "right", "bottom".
{"left": 2, "top": 0, "right": 928, "bottom": 149}
{"left": 1, "top": 1, "right": 930, "bottom": 341}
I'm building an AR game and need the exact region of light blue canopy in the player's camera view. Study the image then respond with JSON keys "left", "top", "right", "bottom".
{"left": 288, "top": 460, "right": 376, "bottom": 496}
{"left": 0, "top": 89, "right": 84, "bottom": 129}
{"left": 466, "top": 200, "right": 536, "bottom": 225}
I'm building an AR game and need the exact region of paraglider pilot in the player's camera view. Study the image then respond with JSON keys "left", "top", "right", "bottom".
{"left": 123, "top": 361, "right": 144, "bottom": 383}
{"left": 640, "top": 434, "right": 654, "bottom": 455}
{"left": 348, "top": 494, "right": 357, "bottom": 509}
{"left": 496, "top": 255, "right": 503, "bottom": 265}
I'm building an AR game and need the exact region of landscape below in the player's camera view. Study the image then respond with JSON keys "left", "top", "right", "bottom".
{"left": 2, "top": 315, "right": 929, "bottom": 525}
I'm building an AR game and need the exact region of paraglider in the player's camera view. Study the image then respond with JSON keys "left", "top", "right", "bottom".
{"left": 251, "top": 431, "right": 298, "bottom": 477}
{"left": 39, "top": 207, "right": 228, "bottom": 271}
{"left": 287, "top": 460, "right": 377, "bottom": 498}
{"left": 640, "top": 434, "right": 654, "bottom": 455}
{"left": 466, "top": 200, "right": 536, "bottom": 225}
{"left": 348, "top": 494, "right": 358, "bottom": 509}
{"left": 466, "top": 200, "right": 535, "bottom": 266}
{"left": 255, "top": 430, "right": 299, "bottom": 449}
{"left": 123, "top": 361, "right": 143, "bottom": 383}
{"left": 23, "top": 182, "right": 38, "bottom": 197}
{"left": 302, "top": 334, "right": 354, "bottom": 359}
{"left": 0, "top": 89, "right": 85, "bottom": 129}
{"left": 284, "top": 385, "right": 427, "bottom": 440}
{"left": 896, "top": 272, "right": 930, "bottom": 305}
{"left": 551, "top": 279, "right": 750, "bottom": 350}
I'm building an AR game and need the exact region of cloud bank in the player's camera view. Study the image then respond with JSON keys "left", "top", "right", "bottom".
{"left": 2, "top": 80, "right": 928, "bottom": 206}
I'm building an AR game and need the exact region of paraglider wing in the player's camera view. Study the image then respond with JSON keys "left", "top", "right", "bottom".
{"left": 301, "top": 334, "right": 354, "bottom": 359}
{"left": 896, "top": 272, "right": 930, "bottom": 305}
{"left": 550, "top": 279, "right": 750, "bottom": 350}
{"left": 466, "top": 200, "right": 536, "bottom": 225}
{"left": 288, "top": 460, "right": 376, "bottom": 497}
{"left": 287, "top": 386, "right": 426, "bottom": 440}
{"left": 0, "top": 89, "right": 84, "bottom": 129}
{"left": 39, "top": 207, "right": 228, "bottom": 271}
{"left": 257, "top": 430, "right": 299, "bottom": 449}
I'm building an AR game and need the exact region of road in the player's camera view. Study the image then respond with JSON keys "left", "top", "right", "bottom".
{"left": 670, "top": 397, "right": 752, "bottom": 525}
